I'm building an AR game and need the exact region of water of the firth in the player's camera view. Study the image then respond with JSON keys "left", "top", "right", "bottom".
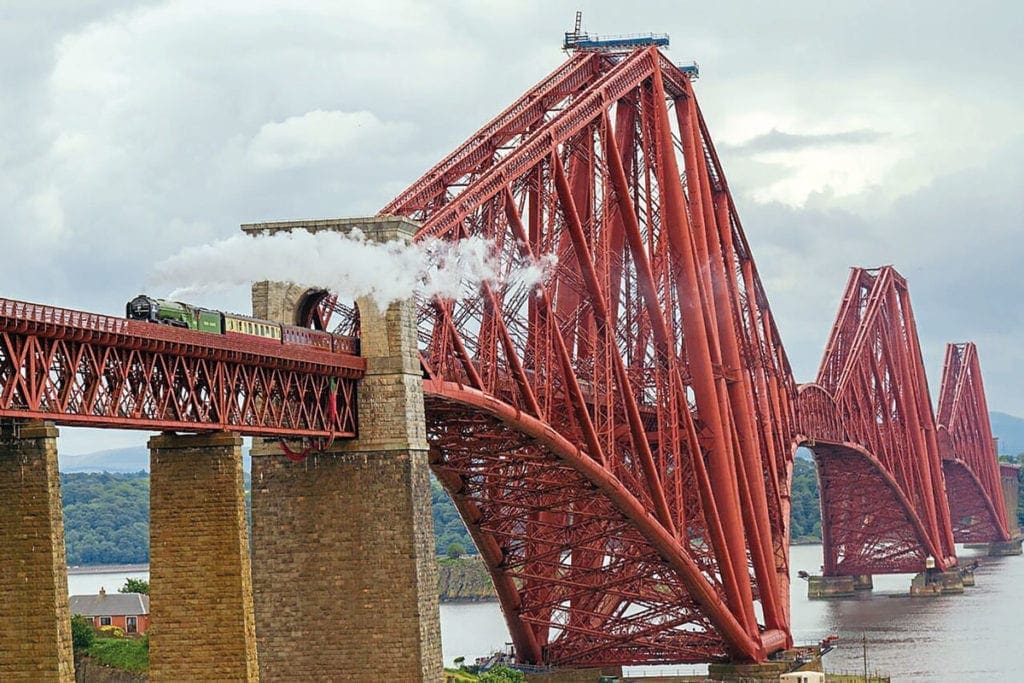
{"left": 439, "top": 544, "right": 1024, "bottom": 681}
{"left": 69, "top": 543, "right": 1022, "bottom": 681}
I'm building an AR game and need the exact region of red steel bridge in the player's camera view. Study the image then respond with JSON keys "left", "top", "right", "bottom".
{"left": 0, "top": 46, "right": 1015, "bottom": 668}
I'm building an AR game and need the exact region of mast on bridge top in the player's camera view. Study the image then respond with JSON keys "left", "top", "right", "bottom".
{"left": 562, "top": 11, "right": 699, "bottom": 78}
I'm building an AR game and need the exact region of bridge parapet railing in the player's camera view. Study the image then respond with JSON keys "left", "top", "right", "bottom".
{"left": 0, "top": 298, "right": 130, "bottom": 335}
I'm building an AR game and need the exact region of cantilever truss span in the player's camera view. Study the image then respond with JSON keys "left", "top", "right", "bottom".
{"left": 383, "top": 47, "right": 798, "bottom": 666}
{"left": 937, "top": 342, "right": 1012, "bottom": 543}
{"left": 804, "top": 266, "right": 958, "bottom": 576}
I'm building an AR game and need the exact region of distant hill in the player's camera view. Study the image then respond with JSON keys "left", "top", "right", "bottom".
{"left": 59, "top": 444, "right": 252, "bottom": 473}
{"left": 59, "top": 446, "right": 149, "bottom": 473}
{"left": 990, "top": 412, "right": 1024, "bottom": 456}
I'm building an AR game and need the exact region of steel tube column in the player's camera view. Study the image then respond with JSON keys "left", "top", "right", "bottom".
{"left": 650, "top": 64, "right": 758, "bottom": 642}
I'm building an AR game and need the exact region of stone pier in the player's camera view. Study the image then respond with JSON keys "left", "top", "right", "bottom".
{"left": 0, "top": 421, "right": 74, "bottom": 682}
{"left": 148, "top": 432, "right": 257, "bottom": 681}
{"left": 983, "top": 538, "right": 1024, "bottom": 556}
{"left": 806, "top": 575, "right": 857, "bottom": 599}
{"left": 852, "top": 574, "right": 873, "bottom": 591}
{"left": 708, "top": 649, "right": 824, "bottom": 681}
{"left": 910, "top": 568, "right": 965, "bottom": 596}
{"left": 248, "top": 217, "right": 443, "bottom": 681}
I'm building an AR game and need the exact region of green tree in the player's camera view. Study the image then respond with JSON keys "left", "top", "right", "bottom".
{"left": 446, "top": 542, "right": 466, "bottom": 560}
{"left": 62, "top": 472, "right": 149, "bottom": 566}
{"left": 71, "top": 614, "right": 96, "bottom": 651}
{"left": 119, "top": 578, "right": 149, "bottom": 594}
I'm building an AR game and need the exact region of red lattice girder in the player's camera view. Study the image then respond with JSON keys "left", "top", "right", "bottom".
{"left": 385, "top": 47, "right": 797, "bottom": 665}
{"left": 814, "top": 442, "right": 933, "bottom": 575}
{"left": 936, "top": 342, "right": 1011, "bottom": 541}
{"left": 812, "top": 267, "right": 957, "bottom": 573}
{"left": 0, "top": 298, "right": 362, "bottom": 437}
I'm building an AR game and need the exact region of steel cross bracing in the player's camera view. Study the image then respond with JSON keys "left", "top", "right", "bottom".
{"left": 936, "top": 342, "right": 1012, "bottom": 543}
{"left": 803, "top": 266, "right": 958, "bottom": 576}
{"left": 384, "top": 46, "right": 798, "bottom": 665}
{"left": 0, "top": 298, "right": 363, "bottom": 437}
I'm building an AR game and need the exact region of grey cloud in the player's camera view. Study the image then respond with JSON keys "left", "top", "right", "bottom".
{"left": 0, "top": 1, "right": 1021, "bottom": 453}
{"left": 738, "top": 135, "right": 1024, "bottom": 415}
{"left": 725, "top": 128, "right": 888, "bottom": 154}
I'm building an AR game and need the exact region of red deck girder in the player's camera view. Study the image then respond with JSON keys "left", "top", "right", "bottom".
{"left": 0, "top": 298, "right": 363, "bottom": 437}
{"left": 385, "top": 47, "right": 797, "bottom": 665}
{"left": 936, "top": 342, "right": 1012, "bottom": 542}
{"left": 809, "top": 266, "right": 957, "bottom": 574}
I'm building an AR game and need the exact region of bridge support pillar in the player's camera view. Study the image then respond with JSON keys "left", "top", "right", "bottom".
{"left": 148, "top": 432, "right": 257, "bottom": 681}
{"left": 0, "top": 421, "right": 74, "bottom": 682}
{"left": 709, "top": 655, "right": 823, "bottom": 681}
{"left": 984, "top": 539, "right": 1023, "bottom": 556}
{"left": 806, "top": 575, "right": 856, "bottom": 599}
{"left": 248, "top": 216, "right": 442, "bottom": 682}
{"left": 910, "top": 568, "right": 965, "bottom": 596}
{"left": 852, "top": 574, "right": 873, "bottom": 591}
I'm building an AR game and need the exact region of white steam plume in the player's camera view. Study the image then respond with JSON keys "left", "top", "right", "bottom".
{"left": 150, "top": 229, "right": 557, "bottom": 310}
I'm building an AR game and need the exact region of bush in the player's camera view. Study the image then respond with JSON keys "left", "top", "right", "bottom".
{"left": 71, "top": 614, "right": 96, "bottom": 651}
{"left": 98, "top": 624, "right": 126, "bottom": 639}
{"left": 446, "top": 542, "right": 466, "bottom": 560}
{"left": 478, "top": 665, "right": 525, "bottom": 683}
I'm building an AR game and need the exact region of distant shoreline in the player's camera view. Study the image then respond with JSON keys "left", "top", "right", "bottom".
{"left": 68, "top": 564, "right": 149, "bottom": 575}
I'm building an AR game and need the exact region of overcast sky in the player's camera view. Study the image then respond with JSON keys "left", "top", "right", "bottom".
{"left": 2, "top": 1, "right": 1021, "bottom": 454}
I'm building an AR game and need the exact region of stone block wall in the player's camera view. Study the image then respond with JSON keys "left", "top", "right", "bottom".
{"left": 0, "top": 421, "right": 74, "bottom": 682}
{"left": 148, "top": 432, "right": 257, "bottom": 681}
{"left": 251, "top": 447, "right": 442, "bottom": 680}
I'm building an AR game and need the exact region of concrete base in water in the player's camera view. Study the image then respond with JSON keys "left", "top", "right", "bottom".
{"left": 910, "top": 568, "right": 965, "bottom": 596}
{"left": 807, "top": 575, "right": 854, "bottom": 598}
{"left": 989, "top": 538, "right": 1024, "bottom": 556}
{"left": 852, "top": 574, "right": 873, "bottom": 591}
{"left": 707, "top": 649, "right": 824, "bottom": 682}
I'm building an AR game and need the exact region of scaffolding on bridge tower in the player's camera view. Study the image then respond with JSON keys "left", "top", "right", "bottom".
{"left": 382, "top": 43, "right": 797, "bottom": 666}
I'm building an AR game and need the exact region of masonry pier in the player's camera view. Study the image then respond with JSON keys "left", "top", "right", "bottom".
{"left": 909, "top": 568, "right": 965, "bottom": 596}
{"left": 0, "top": 421, "right": 74, "bottom": 682}
{"left": 707, "top": 648, "right": 825, "bottom": 681}
{"left": 975, "top": 538, "right": 1024, "bottom": 556}
{"left": 248, "top": 217, "right": 443, "bottom": 681}
{"left": 806, "top": 574, "right": 871, "bottom": 599}
{"left": 148, "top": 432, "right": 258, "bottom": 681}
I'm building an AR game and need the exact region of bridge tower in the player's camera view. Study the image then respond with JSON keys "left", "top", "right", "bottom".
{"left": 800, "top": 266, "right": 963, "bottom": 597}
{"left": 937, "top": 342, "right": 1023, "bottom": 556}
{"left": 246, "top": 217, "right": 443, "bottom": 681}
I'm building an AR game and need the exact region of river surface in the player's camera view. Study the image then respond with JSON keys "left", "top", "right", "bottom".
{"left": 69, "top": 544, "right": 1023, "bottom": 681}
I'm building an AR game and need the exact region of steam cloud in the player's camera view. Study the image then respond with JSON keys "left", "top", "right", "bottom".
{"left": 151, "top": 229, "right": 557, "bottom": 309}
